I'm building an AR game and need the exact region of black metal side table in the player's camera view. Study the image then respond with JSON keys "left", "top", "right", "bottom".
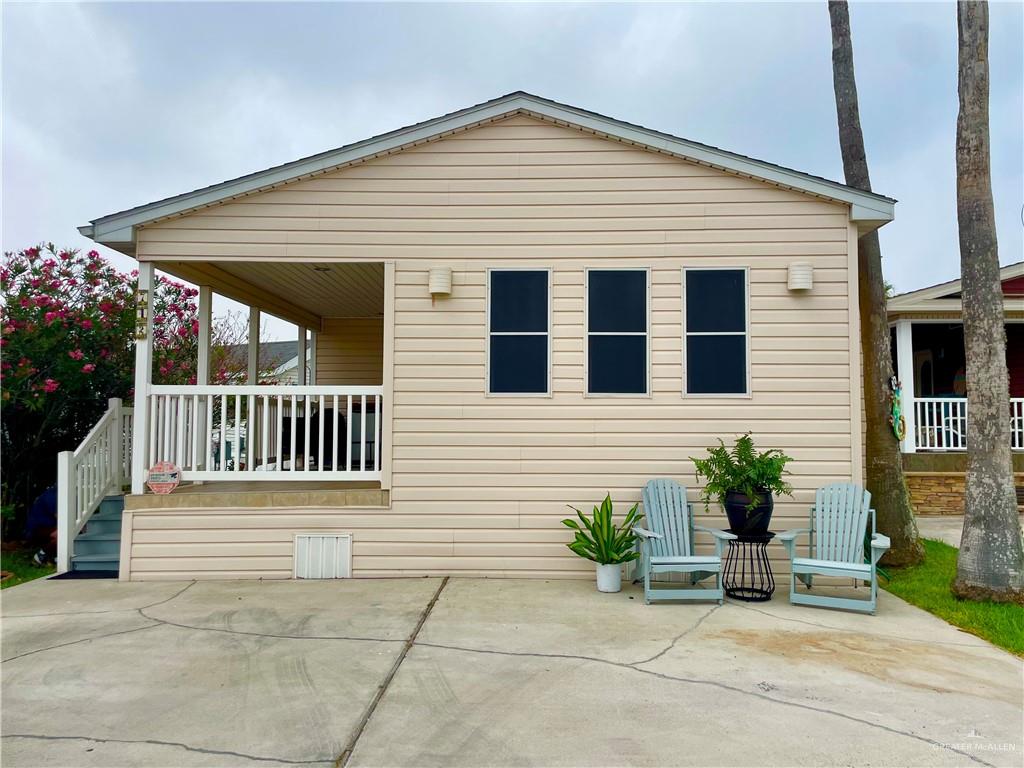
{"left": 722, "top": 532, "right": 775, "bottom": 602}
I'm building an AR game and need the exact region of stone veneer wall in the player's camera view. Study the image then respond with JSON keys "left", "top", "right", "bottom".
{"left": 906, "top": 471, "right": 1024, "bottom": 516}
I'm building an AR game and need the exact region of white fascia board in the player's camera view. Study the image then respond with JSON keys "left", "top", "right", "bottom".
{"left": 81, "top": 92, "right": 896, "bottom": 247}
{"left": 888, "top": 261, "right": 1024, "bottom": 309}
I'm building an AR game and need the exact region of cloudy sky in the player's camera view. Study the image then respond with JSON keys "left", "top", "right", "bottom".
{"left": 3, "top": 1, "right": 1022, "bottom": 338}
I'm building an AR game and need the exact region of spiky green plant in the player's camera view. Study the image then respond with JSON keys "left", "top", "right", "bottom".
{"left": 561, "top": 493, "right": 643, "bottom": 565}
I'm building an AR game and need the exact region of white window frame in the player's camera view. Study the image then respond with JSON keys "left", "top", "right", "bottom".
{"left": 486, "top": 267, "right": 552, "bottom": 398}
{"left": 584, "top": 266, "right": 651, "bottom": 398}
{"left": 682, "top": 266, "right": 751, "bottom": 398}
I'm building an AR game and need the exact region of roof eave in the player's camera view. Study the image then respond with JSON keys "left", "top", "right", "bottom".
{"left": 80, "top": 92, "right": 897, "bottom": 247}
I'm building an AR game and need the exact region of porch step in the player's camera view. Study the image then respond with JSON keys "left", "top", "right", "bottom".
{"left": 69, "top": 553, "right": 121, "bottom": 572}
{"left": 71, "top": 495, "right": 123, "bottom": 575}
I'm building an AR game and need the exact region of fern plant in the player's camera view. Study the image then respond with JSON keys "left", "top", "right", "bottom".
{"left": 691, "top": 433, "right": 793, "bottom": 512}
{"left": 561, "top": 493, "right": 643, "bottom": 565}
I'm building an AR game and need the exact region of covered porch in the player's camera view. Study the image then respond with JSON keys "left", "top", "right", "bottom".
{"left": 888, "top": 262, "right": 1024, "bottom": 455}
{"left": 892, "top": 319, "right": 1024, "bottom": 453}
{"left": 131, "top": 259, "right": 391, "bottom": 492}
{"left": 56, "top": 258, "right": 391, "bottom": 573}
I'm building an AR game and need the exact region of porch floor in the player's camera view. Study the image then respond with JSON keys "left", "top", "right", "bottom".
{"left": 124, "top": 481, "right": 387, "bottom": 510}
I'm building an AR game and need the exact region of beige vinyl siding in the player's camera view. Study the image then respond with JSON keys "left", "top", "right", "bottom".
{"left": 316, "top": 318, "right": 384, "bottom": 386}
{"left": 129, "top": 114, "right": 859, "bottom": 580}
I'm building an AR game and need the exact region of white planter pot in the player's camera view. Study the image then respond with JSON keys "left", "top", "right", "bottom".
{"left": 596, "top": 563, "right": 622, "bottom": 593}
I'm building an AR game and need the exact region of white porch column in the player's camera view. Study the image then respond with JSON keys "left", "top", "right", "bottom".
{"left": 896, "top": 319, "right": 916, "bottom": 453}
{"left": 131, "top": 263, "right": 155, "bottom": 494}
{"left": 309, "top": 330, "right": 318, "bottom": 385}
{"left": 195, "top": 286, "right": 212, "bottom": 473}
{"left": 197, "top": 286, "right": 212, "bottom": 385}
{"left": 248, "top": 307, "right": 260, "bottom": 383}
{"left": 297, "top": 326, "right": 308, "bottom": 385}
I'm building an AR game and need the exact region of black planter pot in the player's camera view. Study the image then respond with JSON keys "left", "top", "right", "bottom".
{"left": 724, "top": 489, "right": 774, "bottom": 534}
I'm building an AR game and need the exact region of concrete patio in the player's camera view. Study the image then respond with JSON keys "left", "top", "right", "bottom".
{"left": 2, "top": 576, "right": 1021, "bottom": 768}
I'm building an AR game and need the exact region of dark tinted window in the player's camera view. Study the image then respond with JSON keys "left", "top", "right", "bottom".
{"left": 588, "top": 270, "right": 646, "bottom": 332}
{"left": 489, "top": 270, "right": 548, "bottom": 394}
{"left": 686, "top": 270, "right": 745, "bottom": 333}
{"left": 491, "top": 270, "right": 548, "bottom": 332}
{"left": 588, "top": 336, "right": 647, "bottom": 394}
{"left": 687, "top": 335, "right": 746, "bottom": 394}
{"left": 490, "top": 336, "right": 548, "bottom": 393}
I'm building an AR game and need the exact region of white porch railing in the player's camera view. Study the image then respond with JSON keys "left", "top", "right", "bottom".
{"left": 145, "top": 385, "right": 383, "bottom": 481}
{"left": 912, "top": 397, "right": 1024, "bottom": 451}
{"left": 57, "top": 398, "right": 134, "bottom": 573}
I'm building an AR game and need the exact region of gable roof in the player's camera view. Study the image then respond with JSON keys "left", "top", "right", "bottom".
{"left": 80, "top": 91, "right": 896, "bottom": 253}
{"left": 887, "top": 261, "right": 1024, "bottom": 315}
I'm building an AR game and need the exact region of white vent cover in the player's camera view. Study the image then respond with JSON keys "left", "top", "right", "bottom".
{"left": 294, "top": 533, "right": 352, "bottom": 579}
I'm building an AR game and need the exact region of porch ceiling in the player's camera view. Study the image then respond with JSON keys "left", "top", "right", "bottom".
{"left": 158, "top": 261, "right": 384, "bottom": 328}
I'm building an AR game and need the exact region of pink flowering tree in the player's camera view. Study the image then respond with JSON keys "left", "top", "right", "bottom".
{"left": 1, "top": 245, "right": 204, "bottom": 534}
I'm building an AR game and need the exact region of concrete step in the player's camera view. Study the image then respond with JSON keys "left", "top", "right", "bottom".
{"left": 71, "top": 553, "right": 120, "bottom": 572}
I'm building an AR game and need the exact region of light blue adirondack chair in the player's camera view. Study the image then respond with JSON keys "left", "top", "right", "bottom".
{"left": 778, "top": 483, "right": 890, "bottom": 614}
{"left": 633, "top": 478, "right": 736, "bottom": 604}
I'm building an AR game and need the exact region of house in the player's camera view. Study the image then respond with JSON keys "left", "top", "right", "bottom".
{"left": 66, "top": 92, "right": 894, "bottom": 580}
{"left": 888, "top": 261, "right": 1024, "bottom": 514}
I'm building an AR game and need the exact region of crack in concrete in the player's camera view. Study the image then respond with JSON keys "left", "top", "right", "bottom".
{"left": 3, "top": 582, "right": 198, "bottom": 620}
{"left": 1, "top": 583, "right": 199, "bottom": 663}
{"left": 136, "top": 609, "right": 405, "bottom": 644}
{"left": 334, "top": 577, "right": 450, "bottom": 768}
{"left": 1, "top": 623, "right": 163, "bottom": 663}
{"left": 730, "top": 599, "right": 993, "bottom": 649}
{"left": 413, "top": 639, "right": 996, "bottom": 768}
{"left": 628, "top": 603, "right": 720, "bottom": 665}
{"left": 1, "top": 733, "right": 333, "bottom": 766}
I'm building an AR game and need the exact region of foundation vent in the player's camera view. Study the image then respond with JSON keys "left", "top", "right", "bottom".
{"left": 294, "top": 533, "right": 352, "bottom": 579}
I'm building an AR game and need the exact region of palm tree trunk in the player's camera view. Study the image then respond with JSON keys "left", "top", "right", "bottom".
{"left": 828, "top": 0, "right": 922, "bottom": 565}
{"left": 954, "top": 0, "right": 1024, "bottom": 603}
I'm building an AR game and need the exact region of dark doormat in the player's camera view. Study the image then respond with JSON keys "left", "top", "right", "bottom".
{"left": 50, "top": 570, "right": 118, "bottom": 580}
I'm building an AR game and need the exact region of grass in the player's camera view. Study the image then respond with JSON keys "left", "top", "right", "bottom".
{"left": 0, "top": 547, "right": 55, "bottom": 590}
{"left": 883, "top": 538, "right": 1024, "bottom": 656}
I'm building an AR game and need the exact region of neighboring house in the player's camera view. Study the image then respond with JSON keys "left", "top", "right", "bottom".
{"left": 888, "top": 261, "right": 1024, "bottom": 514}
{"left": 270, "top": 343, "right": 313, "bottom": 385}
{"left": 222, "top": 340, "right": 299, "bottom": 383}
{"left": 70, "top": 92, "right": 894, "bottom": 581}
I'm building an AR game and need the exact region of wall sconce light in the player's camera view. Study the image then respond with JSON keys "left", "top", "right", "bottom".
{"left": 788, "top": 262, "right": 813, "bottom": 291}
{"left": 428, "top": 266, "right": 452, "bottom": 305}
{"left": 135, "top": 288, "right": 149, "bottom": 340}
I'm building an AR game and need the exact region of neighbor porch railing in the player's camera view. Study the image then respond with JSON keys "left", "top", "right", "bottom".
{"left": 145, "top": 385, "right": 383, "bottom": 481}
{"left": 56, "top": 397, "right": 134, "bottom": 573}
{"left": 912, "top": 396, "right": 1024, "bottom": 451}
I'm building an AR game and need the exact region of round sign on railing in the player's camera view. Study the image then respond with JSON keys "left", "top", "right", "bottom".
{"left": 146, "top": 461, "right": 181, "bottom": 495}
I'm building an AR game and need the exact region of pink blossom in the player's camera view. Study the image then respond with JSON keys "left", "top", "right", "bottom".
{"left": 44, "top": 311, "right": 58, "bottom": 324}
{"left": 81, "top": 364, "right": 96, "bottom": 373}
{"left": 69, "top": 349, "right": 84, "bottom": 360}
{"left": 99, "top": 348, "right": 109, "bottom": 359}
{"left": 43, "top": 379, "right": 59, "bottom": 393}
{"left": 80, "top": 319, "right": 93, "bottom": 330}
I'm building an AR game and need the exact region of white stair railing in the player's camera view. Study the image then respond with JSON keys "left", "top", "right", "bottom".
{"left": 56, "top": 397, "right": 134, "bottom": 573}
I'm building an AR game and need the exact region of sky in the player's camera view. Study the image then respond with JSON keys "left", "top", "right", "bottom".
{"left": 3, "top": 1, "right": 1022, "bottom": 339}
